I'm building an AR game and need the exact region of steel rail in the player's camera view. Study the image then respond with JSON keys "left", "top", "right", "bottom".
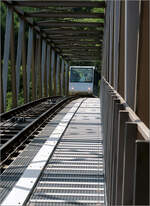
{"left": 0, "top": 96, "right": 76, "bottom": 170}
{"left": 0, "top": 96, "right": 61, "bottom": 120}
{"left": 0, "top": 96, "right": 75, "bottom": 165}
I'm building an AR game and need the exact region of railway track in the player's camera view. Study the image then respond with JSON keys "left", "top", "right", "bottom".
{"left": 0, "top": 96, "right": 75, "bottom": 171}
{"left": 0, "top": 98, "right": 105, "bottom": 206}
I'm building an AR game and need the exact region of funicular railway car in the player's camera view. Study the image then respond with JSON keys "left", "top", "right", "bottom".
{"left": 69, "top": 66, "right": 95, "bottom": 95}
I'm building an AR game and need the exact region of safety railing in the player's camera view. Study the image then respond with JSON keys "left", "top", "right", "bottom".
{"left": 100, "top": 77, "right": 150, "bottom": 205}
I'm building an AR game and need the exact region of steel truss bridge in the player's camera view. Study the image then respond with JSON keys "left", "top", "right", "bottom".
{"left": 0, "top": 1, "right": 149, "bottom": 205}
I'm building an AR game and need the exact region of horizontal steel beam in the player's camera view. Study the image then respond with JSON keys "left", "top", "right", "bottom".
{"left": 25, "top": 11, "right": 105, "bottom": 19}
{"left": 43, "top": 28, "right": 104, "bottom": 35}
{"left": 50, "top": 37, "right": 102, "bottom": 41}
{"left": 50, "top": 32, "right": 102, "bottom": 36}
{"left": 57, "top": 45, "right": 102, "bottom": 48}
{"left": 12, "top": 1, "right": 106, "bottom": 8}
{"left": 64, "top": 53, "right": 100, "bottom": 56}
{"left": 67, "top": 59, "right": 100, "bottom": 61}
{"left": 71, "top": 60, "right": 99, "bottom": 62}
{"left": 54, "top": 39, "right": 101, "bottom": 43}
{"left": 68, "top": 58, "right": 100, "bottom": 61}
{"left": 63, "top": 53, "right": 101, "bottom": 57}
{"left": 63, "top": 48, "right": 101, "bottom": 51}
{"left": 66, "top": 54, "right": 100, "bottom": 57}
{"left": 69, "top": 54, "right": 101, "bottom": 57}
{"left": 62, "top": 48, "right": 101, "bottom": 52}
{"left": 46, "top": 32, "right": 103, "bottom": 38}
{"left": 69, "top": 56, "right": 100, "bottom": 58}
{"left": 55, "top": 45, "right": 102, "bottom": 50}
{"left": 48, "top": 33, "right": 102, "bottom": 38}
{"left": 55, "top": 44, "right": 101, "bottom": 48}
{"left": 61, "top": 46, "right": 101, "bottom": 53}
{"left": 37, "top": 21, "right": 104, "bottom": 28}
{"left": 63, "top": 51, "right": 99, "bottom": 54}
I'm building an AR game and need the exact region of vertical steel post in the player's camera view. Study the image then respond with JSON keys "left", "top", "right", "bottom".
{"left": 44, "top": 44, "right": 47, "bottom": 97}
{"left": 0, "top": 0, "right": 2, "bottom": 113}
{"left": 0, "top": 32, "right": 3, "bottom": 113}
{"left": 111, "top": 102, "right": 124, "bottom": 204}
{"left": 46, "top": 45, "right": 50, "bottom": 97}
{"left": 135, "top": 1, "right": 149, "bottom": 127}
{"left": 26, "top": 27, "right": 33, "bottom": 102}
{"left": 41, "top": 40, "right": 46, "bottom": 97}
{"left": 125, "top": 0, "right": 140, "bottom": 110}
{"left": 48, "top": 48, "right": 52, "bottom": 96}
{"left": 22, "top": 20, "right": 27, "bottom": 103}
{"left": 133, "top": 140, "right": 149, "bottom": 205}
{"left": 53, "top": 51, "right": 57, "bottom": 96}
{"left": 34, "top": 35, "right": 39, "bottom": 99}
{"left": 16, "top": 18, "right": 24, "bottom": 104}
{"left": 64, "top": 63, "right": 68, "bottom": 96}
{"left": 115, "top": 111, "right": 129, "bottom": 205}
{"left": 102, "top": 2, "right": 110, "bottom": 81}
{"left": 113, "top": 1, "right": 120, "bottom": 91}
{"left": 118, "top": 1, "right": 125, "bottom": 98}
{"left": 59, "top": 57, "right": 62, "bottom": 96}
{"left": 10, "top": 12, "right": 17, "bottom": 108}
{"left": 109, "top": 1, "right": 114, "bottom": 85}
{"left": 37, "top": 36, "right": 42, "bottom": 98}
{"left": 31, "top": 33, "right": 36, "bottom": 101}
{"left": 55, "top": 54, "right": 60, "bottom": 95}
{"left": 2, "top": 7, "right": 13, "bottom": 110}
{"left": 106, "top": 94, "right": 117, "bottom": 204}
{"left": 66, "top": 63, "right": 69, "bottom": 96}
{"left": 61, "top": 59, "right": 65, "bottom": 96}
{"left": 51, "top": 49, "right": 55, "bottom": 95}
{"left": 122, "top": 122, "right": 137, "bottom": 205}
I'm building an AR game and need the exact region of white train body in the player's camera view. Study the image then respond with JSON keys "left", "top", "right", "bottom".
{"left": 69, "top": 66, "right": 95, "bottom": 95}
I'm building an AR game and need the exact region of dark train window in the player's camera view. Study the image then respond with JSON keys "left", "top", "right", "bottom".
{"left": 70, "top": 68, "right": 93, "bottom": 83}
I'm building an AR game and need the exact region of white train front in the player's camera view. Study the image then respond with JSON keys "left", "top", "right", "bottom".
{"left": 69, "top": 66, "right": 95, "bottom": 95}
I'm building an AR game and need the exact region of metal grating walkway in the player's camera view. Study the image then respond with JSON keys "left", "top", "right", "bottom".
{"left": 27, "top": 98, "right": 105, "bottom": 205}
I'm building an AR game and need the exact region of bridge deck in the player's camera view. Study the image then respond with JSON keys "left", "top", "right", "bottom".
{"left": 1, "top": 98, "right": 105, "bottom": 206}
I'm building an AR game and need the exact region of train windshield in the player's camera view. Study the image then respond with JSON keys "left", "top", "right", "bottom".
{"left": 70, "top": 68, "right": 93, "bottom": 83}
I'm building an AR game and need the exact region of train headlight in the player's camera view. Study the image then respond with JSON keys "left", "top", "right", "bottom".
{"left": 72, "top": 87, "right": 74, "bottom": 90}
{"left": 88, "top": 87, "right": 91, "bottom": 91}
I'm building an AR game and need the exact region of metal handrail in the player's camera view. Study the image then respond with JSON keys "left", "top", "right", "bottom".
{"left": 101, "top": 77, "right": 149, "bottom": 205}
{"left": 103, "top": 77, "right": 150, "bottom": 140}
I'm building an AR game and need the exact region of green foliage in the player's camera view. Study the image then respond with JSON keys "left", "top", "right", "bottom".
{"left": 91, "top": 8, "right": 105, "bottom": 13}
{"left": 7, "top": 61, "right": 12, "bottom": 92}
{"left": 5, "top": 62, "right": 24, "bottom": 111}
{"left": 64, "top": 18, "right": 104, "bottom": 23}
{"left": 18, "top": 90, "right": 24, "bottom": 106}
{"left": 6, "top": 92, "right": 13, "bottom": 112}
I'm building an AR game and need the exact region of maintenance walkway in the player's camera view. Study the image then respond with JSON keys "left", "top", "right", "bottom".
{"left": 1, "top": 98, "right": 105, "bottom": 206}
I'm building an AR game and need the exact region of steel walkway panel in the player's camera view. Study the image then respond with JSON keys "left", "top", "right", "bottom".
{"left": 27, "top": 98, "right": 105, "bottom": 205}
